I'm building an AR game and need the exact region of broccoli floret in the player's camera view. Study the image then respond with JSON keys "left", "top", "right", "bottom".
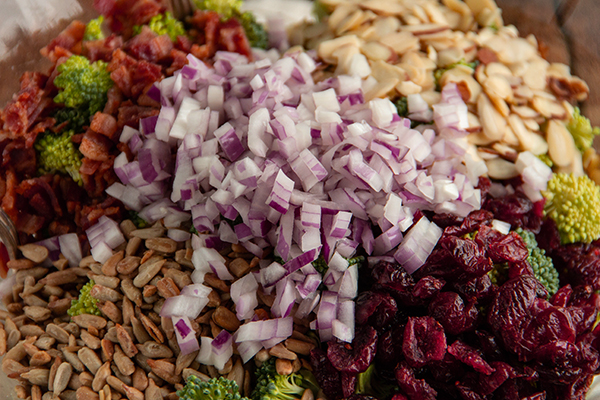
{"left": 567, "top": 107, "right": 600, "bottom": 153}
{"left": 238, "top": 12, "right": 268, "bottom": 49}
{"left": 178, "top": 376, "right": 248, "bottom": 400}
{"left": 35, "top": 129, "right": 83, "bottom": 185}
{"left": 133, "top": 12, "right": 185, "bottom": 41}
{"left": 54, "top": 55, "right": 113, "bottom": 118}
{"left": 194, "top": 0, "right": 243, "bottom": 19}
{"left": 84, "top": 16, "right": 105, "bottom": 41}
{"left": 434, "top": 59, "right": 478, "bottom": 89}
{"left": 53, "top": 106, "right": 91, "bottom": 133}
{"left": 128, "top": 210, "right": 148, "bottom": 229}
{"left": 543, "top": 173, "right": 600, "bottom": 245}
{"left": 312, "top": 256, "right": 328, "bottom": 276}
{"left": 488, "top": 262, "right": 509, "bottom": 287}
{"left": 394, "top": 97, "right": 409, "bottom": 118}
{"left": 537, "top": 153, "right": 554, "bottom": 168}
{"left": 67, "top": 280, "right": 101, "bottom": 317}
{"left": 515, "top": 228, "right": 560, "bottom": 296}
{"left": 252, "top": 358, "right": 319, "bottom": 400}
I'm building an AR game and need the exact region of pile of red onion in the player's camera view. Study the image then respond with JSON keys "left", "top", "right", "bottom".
{"left": 83, "top": 47, "right": 540, "bottom": 364}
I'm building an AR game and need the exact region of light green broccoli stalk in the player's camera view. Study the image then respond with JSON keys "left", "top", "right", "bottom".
{"left": 67, "top": 280, "right": 101, "bottom": 317}
{"left": 193, "top": 0, "right": 268, "bottom": 49}
{"left": 177, "top": 376, "right": 248, "bottom": 400}
{"left": 251, "top": 358, "right": 319, "bottom": 400}
{"left": 133, "top": 12, "right": 186, "bottom": 41}
{"left": 567, "top": 107, "right": 600, "bottom": 153}
{"left": 35, "top": 129, "right": 83, "bottom": 185}
{"left": 53, "top": 55, "right": 113, "bottom": 118}
{"left": 84, "top": 16, "right": 105, "bottom": 41}
{"left": 543, "top": 173, "right": 600, "bottom": 245}
{"left": 355, "top": 364, "right": 399, "bottom": 399}
{"left": 515, "top": 228, "right": 560, "bottom": 296}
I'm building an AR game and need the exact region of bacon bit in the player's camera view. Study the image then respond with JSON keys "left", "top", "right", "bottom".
{"left": 126, "top": 26, "right": 173, "bottom": 62}
{"left": 165, "top": 49, "right": 189, "bottom": 76}
{"left": 477, "top": 48, "right": 498, "bottom": 65}
{"left": 41, "top": 21, "right": 86, "bottom": 58}
{"left": 80, "top": 131, "right": 114, "bottom": 161}
{"left": 117, "top": 102, "right": 159, "bottom": 128}
{"left": 548, "top": 76, "right": 589, "bottom": 103}
{"left": 103, "top": 86, "right": 123, "bottom": 115}
{"left": 91, "top": 113, "right": 118, "bottom": 140}
{"left": 1, "top": 72, "right": 49, "bottom": 137}
{"left": 1, "top": 140, "right": 37, "bottom": 178}
{"left": 84, "top": 34, "right": 125, "bottom": 62}
{"left": 218, "top": 19, "right": 252, "bottom": 59}
{"left": 108, "top": 49, "right": 162, "bottom": 98}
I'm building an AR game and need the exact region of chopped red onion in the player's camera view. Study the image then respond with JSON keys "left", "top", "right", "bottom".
{"left": 173, "top": 316, "right": 200, "bottom": 355}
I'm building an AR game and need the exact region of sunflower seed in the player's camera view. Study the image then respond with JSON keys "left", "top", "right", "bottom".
{"left": 133, "top": 259, "right": 166, "bottom": 288}
{"left": 114, "top": 345, "right": 136, "bottom": 376}
{"left": 54, "top": 362, "right": 72, "bottom": 395}
{"left": 115, "top": 324, "right": 138, "bottom": 358}
{"left": 137, "top": 341, "right": 173, "bottom": 359}
{"left": 72, "top": 315, "right": 107, "bottom": 331}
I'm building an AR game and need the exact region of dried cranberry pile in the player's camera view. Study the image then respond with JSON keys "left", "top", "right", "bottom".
{"left": 311, "top": 179, "right": 600, "bottom": 400}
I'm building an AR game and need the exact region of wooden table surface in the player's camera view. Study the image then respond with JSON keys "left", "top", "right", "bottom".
{"left": 496, "top": 0, "right": 600, "bottom": 126}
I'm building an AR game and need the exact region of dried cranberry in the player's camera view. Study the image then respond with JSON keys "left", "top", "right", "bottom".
{"left": 569, "top": 285, "right": 600, "bottom": 308}
{"left": 478, "top": 361, "right": 513, "bottom": 395}
{"left": 327, "top": 325, "right": 378, "bottom": 374}
{"left": 488, "top": 276, "right": 547, "bottom": 355}
{"left": 520, "top": 392, "right": 547, "bottom": 400}
{"left": 428, "top": 352, "right": 465, "bottom": 383}
{"left": 341, "top": 371, "right": 357, "bottom": 398}
{"left": 376, "top": 326, "right": 404, "bottom": 370}
{"left": 475, "top": 330, "right": 504, "bottom": 361}
{"left": 345, "top": 395, "right": 379, "bottom": 400}
{"left": 536, "top": 218, "right": 561, "bottom": 253}
{"left": 355, "top": 291, "right": 398, "bottom": 330}
{"left": 452, "top": 274, "right": 496, "bottom": 303}
{"left": 488, "top": 231, "right": 529, "bottom": 264}
{"left": 439, "top": 236, "right": 492, "bottom": 276}
{"left": 454, "top": 379, "right": 484, "bottom": 400}
{"left": 483, "top": 193, "right": 541, "bottom": 231}
{"left": 524, "top": 307, "right": 576, "bottom": 348}
{"left": 390, "top": 394, "right": 409, "bottom": 400}
{"left": 448, "top": 340, "right": 495, "bottom": 375}
{"left": 429, "top": 292, "right": 478, "bottom": 335}
{"left": 568, "top": 306, "right": 597, "bottom": 335}
{"left": 412, "top": 276, "right": 445, "bottom": 300}
{"left": 550, "top": 285, "right": 573, "bottom": 308}
{"left": 371, "top": 260, "right": 414, "bottom": 294}
{"left": 444, "top": 209, "right": 494, "bottom": 237}
{"left": 402, "top": 316, "right": 446, "bottom": 368}
{"left": 473, "top": 224, "right": 505, "bottom": 250}
{"left": 309, "top": 348, "right": 343, "bottom": 400}
{"left": 395, "top": 362, "right": 437, "bottom": 400}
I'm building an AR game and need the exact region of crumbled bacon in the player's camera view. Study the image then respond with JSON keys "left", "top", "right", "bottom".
{"left": 108, "top": 49, "right": 162, "bottom": 98}
{"left": 1, "top": 72, "right": 50, "bottom": 138}
{"left": 84, "top": 35, "right": 124, "bottom": 62}
{"left": 117, "top": 102, "right": 159, "bottom": 128}
{"left": 80, "top": 131, "right": 114, "bottom": 161}
{"left": 41, "top": 21, "right": 86, "bottom": 58}
{"left": 91, "top": 112, "right": 118, "bottom": 140}
{"left": 126, "top": 26, "right": 174, "bottom": 62}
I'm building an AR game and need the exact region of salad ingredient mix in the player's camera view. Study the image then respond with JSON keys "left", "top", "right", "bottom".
{"left": 2, "top": 0, "right": 600, "bottom": 400}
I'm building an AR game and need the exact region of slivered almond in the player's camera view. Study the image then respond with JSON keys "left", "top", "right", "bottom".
{"left": 547, "top": 120, "right": 576, "bottom": 167}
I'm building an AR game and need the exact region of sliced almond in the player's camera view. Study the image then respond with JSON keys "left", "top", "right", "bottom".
{"left": 508, "top": 114, "right": 539, "bottom": 151}
{"left": 360, "top": 0, "right": 405, "bottom": 16}
{"left": 532, "top": 97, "right": 567, "bottom": 119}
{"left": 380, "top": 31, "right": 420, "bottom": 55}
{"left": 396, "top": 80, "right": 422, "bottom": 96}
{"left": 483, "top": 74, "right": 513, "bottom": 101}
{"left": 511, "top": 105, "right": 539, "bottom": 119}
{"left": 546, "top": 120, "right": 576, "bottom": 167}
{"left": 521, "top": 58, "right": 549, "bottom": 91}
{"left": 337, "top": 10, "right": 368, "bottom": 35}
{"left": 485, "top": 158, "right": 519, "bottom": 180}
{"left": 318, "top": 35, "right": 362, "bottom": 64}
{"left": 361, "top": 41, "right": 393, "bottom": 61}
{"left": 501, "top": 125, "right": 520, "bottom": 147}
{"left": 328, "top": 3, "right": 359, "bottom": 33}
{"left": 477, "top": 93, "right": 506, "bottom": 141}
